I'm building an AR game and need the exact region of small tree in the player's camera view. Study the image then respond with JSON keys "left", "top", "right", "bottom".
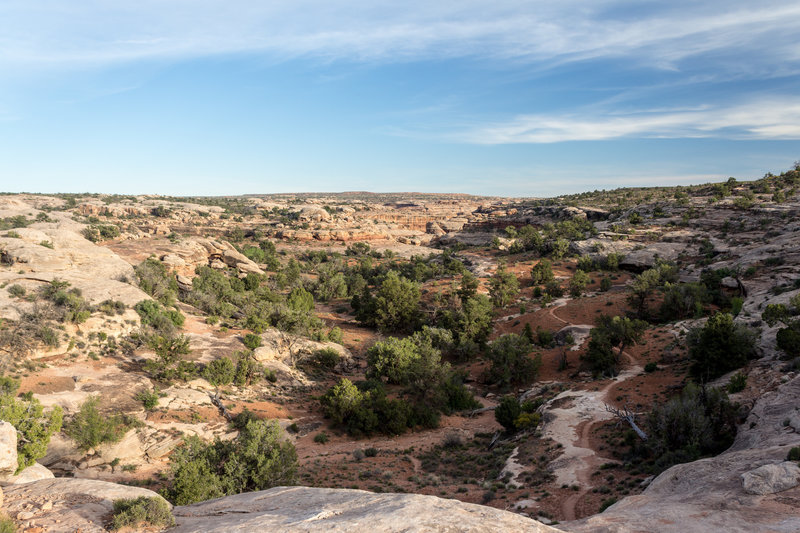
{"left": 489, "top": 265, "right": 520, "bottom": 308}
{"left": 0, "top": 377, "right": 63, "bottom": 472}
{"left": 372, "top": 271, "right": 421, "bottom": 332}
{"left": 531, "top": 259, "right": 554, "bottom": 285}
{"left": 65, "top": 396, "right": 129, "bottom": 451}
{"left": 569, "top": 269, "right": 591, "bottom": 297}
{"left": 688, "top": 313, "right": 756, "bottom": 382}
{"left": 495, "top": 395, "right": 521, "bottom": 432}
{"left": 486, "top": 334, "right": 541, "bottom": 390}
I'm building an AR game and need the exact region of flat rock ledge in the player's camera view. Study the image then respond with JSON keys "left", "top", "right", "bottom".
{"left": 172, "top": 486, "right": 559, "bottom": 533}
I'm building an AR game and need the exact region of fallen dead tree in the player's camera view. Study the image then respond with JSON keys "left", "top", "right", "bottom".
{"left": 605, "top": 403, "right": 648, "bottom": 441}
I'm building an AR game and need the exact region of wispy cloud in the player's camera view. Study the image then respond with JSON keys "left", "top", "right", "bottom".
{"left": 454, "top": 98, "right": 800, "bottom": 143}
{"left": 0, "top": 0, "right": 798, "bottom": 75}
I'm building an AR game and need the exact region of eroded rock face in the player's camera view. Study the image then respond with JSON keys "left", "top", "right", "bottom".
{"left": 172, "top": 486, "right": 558, "bottom": 533}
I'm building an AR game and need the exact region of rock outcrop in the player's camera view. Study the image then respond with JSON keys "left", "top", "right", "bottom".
{"left": 3, "top": 478, "right": 168, "bottom": 532}
{"left": 171, "top": 486, "right": 558, "bottom": 532}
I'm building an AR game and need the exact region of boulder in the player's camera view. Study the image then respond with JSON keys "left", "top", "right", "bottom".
{"left": 741, "top": 462, "right": 800, "bottom": 495}
{"left": 0, "top": 422, "right": 18, "bottom": 477}
{"left": 0, "top": 463, "right": 54, "bottom": 486}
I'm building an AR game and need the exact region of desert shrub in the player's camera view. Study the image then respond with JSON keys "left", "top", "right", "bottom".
{"left": 536, "top": 328, "right": 554, "bottom": 347}
{"left": 111, "top": 496, "right": 174, "bottom": 530}
{"left": 313, "top": 432, "right": 329, "bottom": 444}
{"left": 65, "top": 396, "right": 130, "bottom": 451}
{"left": 577, "top": 256, "right": 596, "bottom": 272}
{"left": 242, "top": 333, "right": 262, "bottom": 350}
{"left": 320, "top": 378, "right": 407, "bottom": 436}
{"left": 644, "top": 362, "right": 658, "bottom": 373}
{"left": 688, "top": 313, "right": 756, "bottom": 382}
{"left": 531, "top": 259, "right": 555, "bottom": 285}
{"left": 164, "top": 419, "right": 297, "bottom": 505}
{"left": 0, "top": 515, "right": 14, "bottom": 533}
{"left": 233, "top": 351, "right": 264, "bottom": 386}
{"left": 437, "top": 294, "right": 493, "bottom": 354}
{"left": 727, "top": 372, "right": 747, "bottom": 393}
{"left": 135, "top": 388, "right": 160, "bottom": 410}
{"left": 787, "top": 447, "right": 800, "bottom": 461}
{"left": 659, "top": 282, "right": 708, "bottom": 321}
{"left": 98, "top": 299, "right": 126, "bottom": 315}
{"left": 569, "top": 269, "right": 590, "bottom": 297}
{"left": 134, "top": 258, "right": 178, "bottom": 306}
{"left": 203, "top": 357, "right": 236, "bottom": 387}
{"left": 776, "top": 321, "right": 800, "bottom": 357}
{"left": 495, "top": 396, "right": 521, "bottom": 432}
{"left": 143, "top": 334, "right": 194, "bottom": 382}
{"left": 327, "top": 326, "right": 343, "bottom": 344}
{"left": 313, "top": 348, "right": 340, "bottom": 370}
{"left": 6, "top": 284, "right": 25, "bottom": 298}
{"left": 134, "top": 300, "right": 183, "bottom": 336}
{"left": 367, "top": 336, "right": 440, "bottom": 385}
{"left": 373, "top": 271, "right": 421, "bottom": 332}
{"left": 0, "top": 377, "right": 63, "bottom": 472}
{"left": 600, "top": 277, "right": 612, "bottom": 291}
{"left": 82, "top": 224, "right": 120, "bottom": 243}
{"left": 485, "top": 334, "right": 540, "bottom": 390}
{"left": 544, "top": 280, "right": 564, "bottom": 297}
{"left": 646, "top": 384, "right": 738, "bottom": 471}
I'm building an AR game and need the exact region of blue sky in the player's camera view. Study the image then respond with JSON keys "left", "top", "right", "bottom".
{"left": 1, "top": 1, "right": 799, "bottom": 197}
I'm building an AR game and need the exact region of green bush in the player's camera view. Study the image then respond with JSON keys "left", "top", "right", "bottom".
{"left": 776, "top": 321, "right": 800, "bottom": 357}
{"left": 495, "top": 396, "right": 521, "bottom": 432}
{"left": 111, "top": 496, "right": 174, "bottom": 530}
{"left": 134, "top": 388, "right": 160, "bottom": 410}
{"left": 327, "top": 326, "right": 344, "bottom": 344}
{"left": 531, "top": 259, "right": 555, "bottom": 285}
{"left": 233, "top": 351, "right": 265, "bottom": 386}
{"left": 371, "top": 271, "right": 422, "bottom": 332}
{"left": 644, "top": 362, "right": 658, "bottom": 373}
{"left": 0, "top": 515, "right": 14, "bottom": 533}
{"left": 65, "top": 397, "right": 130, "bottom": 451}
{"left": 485, "top": 334, "right": 541, "bottom": 390}
{"left": 727, "top": 372, "right": 747, "bottom": 393}
{"left": 688, "top": 313, "right": 756, "bottom": 382}
{"left": 6, "top": 284, "right": 25, "bottom": 298}
{"left": 134, "top": 258, "right": 178, "bottom": 306}
{"left": 0, "top": 378, "right": 62, "bottom": 472}
{"left": 646, "top": 384, "right": 738, "bottom": 472}
{"left": 164, "top": 419, "right": 297, "bottom": 505}
{"left": 313, "top": 348, "right": 340, "bottom": 370}
{"left": 569, "top": 269, "right": 591, "bottom": 297}
{"left": 787, "top": 447, "right": 800, "bottom": 461}
{"left": 135, "top": 300, "right": 183, "bottom": 336}
{"left": 203, "top": 357, "right": 236, "bottom": 387}
{"left": 242, "top": 333, "right": 262, "bottom": 350}
{"left": 82, "top": 224, "right": 121, "bottom": 243}
{"left": 313, "top": 432, "right": 329, "bottom": 444}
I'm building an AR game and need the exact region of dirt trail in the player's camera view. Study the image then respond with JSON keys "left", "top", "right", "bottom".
{"left": 536, "top": 297, "right": 643, "bottom": 521}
